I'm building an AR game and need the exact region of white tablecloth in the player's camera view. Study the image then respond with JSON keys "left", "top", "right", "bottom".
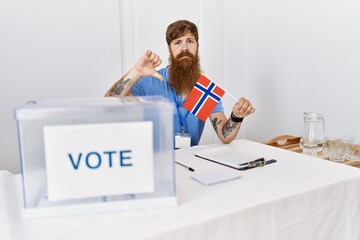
{"left": 1, "top": 139, "right": 360, "bottom": 240}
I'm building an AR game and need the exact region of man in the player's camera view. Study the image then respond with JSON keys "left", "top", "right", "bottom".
{"left": 105, "top": 20, "right": 255, "bottom": 146}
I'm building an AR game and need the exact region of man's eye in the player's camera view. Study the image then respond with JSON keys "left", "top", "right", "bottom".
{"left": 174, "top": 41, "right": 180, "bottom": 45}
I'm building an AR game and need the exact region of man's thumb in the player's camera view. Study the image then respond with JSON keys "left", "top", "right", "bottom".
{"left": 152, "top": 72, "right": 163, "bottom": 81}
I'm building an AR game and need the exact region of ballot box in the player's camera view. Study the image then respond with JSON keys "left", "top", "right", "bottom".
{"left": 14, "top": 96, "right": 177, "bottom": 218}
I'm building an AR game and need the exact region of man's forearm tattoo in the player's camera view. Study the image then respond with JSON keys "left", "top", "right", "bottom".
{"left": 211, "top": 118, "right": 223, "bottom": 133}
{"left": 222, "top": 120, "right": 239, "bottom": 139}
{"left": 212, "top": 118, "right": 239, "bottom": 139}
{"left": 109, "top": 78, "right": 131, "bottom": 96}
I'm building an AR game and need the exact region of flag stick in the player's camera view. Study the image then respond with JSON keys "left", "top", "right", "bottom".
{"left": 225, "top": 91, "right": 239, "bottom": 102}
{"left": 200, "top": 73, "right": 239, "bottom": 102}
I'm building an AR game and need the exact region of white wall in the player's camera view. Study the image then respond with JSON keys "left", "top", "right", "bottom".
{"left": 245, "top": 0, "right": 360, "bottom": 142}
{"left": 0, "top": 0, "right": 122, "bottom": 173}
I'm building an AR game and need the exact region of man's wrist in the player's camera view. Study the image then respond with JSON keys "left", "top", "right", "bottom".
{"left": 129, "top": 67, "right": 142, "bottom": 80}
{"left": 230, "top": 112, "right": 244, "bottom": 123}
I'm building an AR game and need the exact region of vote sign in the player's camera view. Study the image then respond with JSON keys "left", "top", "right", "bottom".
{"left": 43, "top": 121, "right": 154, "bottom": 201}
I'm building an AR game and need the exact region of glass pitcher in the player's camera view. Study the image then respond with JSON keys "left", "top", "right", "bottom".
{"left": 300, "top": 112, "right": 325, "bottom": 156}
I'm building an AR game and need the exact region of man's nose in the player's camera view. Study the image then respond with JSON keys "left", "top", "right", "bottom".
{"left": 180, "top": 42, "right": 189, "bottom": 51}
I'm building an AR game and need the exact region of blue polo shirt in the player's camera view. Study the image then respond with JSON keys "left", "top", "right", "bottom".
{"left": 131, "top": 67, "right": 224, "bottom": 146}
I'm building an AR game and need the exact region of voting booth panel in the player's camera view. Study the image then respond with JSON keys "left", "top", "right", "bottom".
{"left": 14, "top": 96, "right": 177, "bottom": 218}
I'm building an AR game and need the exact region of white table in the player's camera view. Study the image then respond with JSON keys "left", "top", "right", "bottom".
{"left": 1, "top": 139, "right": 360, "bottom": 240}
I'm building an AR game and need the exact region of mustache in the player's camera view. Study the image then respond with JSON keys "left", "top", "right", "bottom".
{"left": 176, "top": 51, "right": 195, "bottom": 60}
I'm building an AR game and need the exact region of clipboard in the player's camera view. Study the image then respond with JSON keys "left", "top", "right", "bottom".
{"left": 194, "top": 146, "right": 277, "bottom": 170}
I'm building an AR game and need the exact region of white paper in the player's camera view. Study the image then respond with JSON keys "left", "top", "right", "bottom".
{"left": 191, "top": 170, "right": 241, "bottom": 185}
{"left": 43, "top": 121, "right": 154, "bottom": 201}
{"left": 195, "top": 146, "right": 263, "bottom": 169}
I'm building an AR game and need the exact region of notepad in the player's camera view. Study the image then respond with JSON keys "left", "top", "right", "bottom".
{"left": 195, "top": 146, "right": 264, "bottom": 170}
{"left": 191, "top": 170, "right": 241, "bottom": 185}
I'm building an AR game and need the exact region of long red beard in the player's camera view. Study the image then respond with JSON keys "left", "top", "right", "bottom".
{"left": 169, "top": 51, "right": 201, "bottom": 95}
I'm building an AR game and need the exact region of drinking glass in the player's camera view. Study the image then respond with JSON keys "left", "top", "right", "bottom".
{"left": 300, "top": 112, "right": 325, "bottom": 156}
{"left": 328, "top": 139, "right": 346, "bottom": 162}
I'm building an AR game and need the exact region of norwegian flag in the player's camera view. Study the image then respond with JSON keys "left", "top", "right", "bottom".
{"left": 183, "top": 75, "right": 225, "bottom": 122}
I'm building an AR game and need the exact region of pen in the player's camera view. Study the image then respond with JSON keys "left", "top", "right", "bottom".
{"left": 175, "top": 161, "right": 195, "bottom": 172}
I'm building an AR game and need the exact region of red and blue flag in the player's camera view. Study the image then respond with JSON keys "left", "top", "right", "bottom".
{"left": 183, "top": 75, "right": 225, "bottom": 122}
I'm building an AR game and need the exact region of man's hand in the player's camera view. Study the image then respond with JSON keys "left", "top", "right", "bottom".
{"left": 232, "top": 97, "right": 255, "bottom": 118}
{"left": 134, "top": 50, "right": 163, "bottom": 81}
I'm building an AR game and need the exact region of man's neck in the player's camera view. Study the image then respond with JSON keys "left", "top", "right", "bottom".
{"left": 172, "top": 88, "right": 189, "bottom": 100}
{"left": 181, "top": 91, "right": 189, "bottom": 100}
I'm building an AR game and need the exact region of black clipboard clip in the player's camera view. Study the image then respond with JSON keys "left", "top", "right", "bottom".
{"left": 238, "top": 158, "right": 277, "bottom": 171}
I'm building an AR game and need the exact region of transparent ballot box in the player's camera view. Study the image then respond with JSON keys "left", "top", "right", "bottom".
{"left": 14, "top": 96, "right": 177, "bottom": 218}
